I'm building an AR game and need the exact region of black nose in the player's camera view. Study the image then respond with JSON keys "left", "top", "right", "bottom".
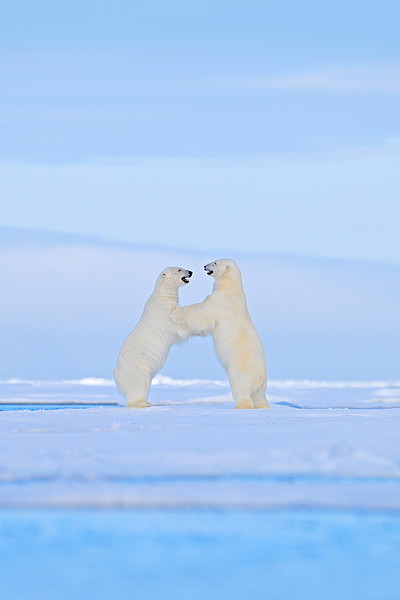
{"left": 203, "top": 265, "right": 207, "bottom": 269}
{"left": 188, "top": 271, "right": 193, "bottom": 277}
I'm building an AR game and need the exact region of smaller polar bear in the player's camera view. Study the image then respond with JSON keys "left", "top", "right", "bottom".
{"left": 173, "top": 259, "right": 269, "bottom": 409}
{"left": 114, "top": 267, "right": 193, "bottom": 408}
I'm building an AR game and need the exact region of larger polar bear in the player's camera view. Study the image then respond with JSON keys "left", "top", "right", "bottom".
{"left": 114, "top": 267, "right": 193, "bottom": 408}
{"left": 173, "top": 259, "right": 269, "bottom": 409}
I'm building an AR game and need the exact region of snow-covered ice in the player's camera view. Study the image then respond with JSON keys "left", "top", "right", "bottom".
{"left": 1, "top": 377, "right": 400, "bottom": 510}
{"left": 1, "top": 377, "right": 400, "bottom": 600}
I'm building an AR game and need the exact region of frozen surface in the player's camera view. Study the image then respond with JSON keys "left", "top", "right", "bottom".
{"left": 1, "top": 377, "right": 400, "bottom": 510}
{"left": 1, "top": 377, "right": 400, "bottom": 600}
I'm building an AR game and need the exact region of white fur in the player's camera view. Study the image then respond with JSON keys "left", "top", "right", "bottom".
{"left": 173, "top": 259, "right": 269, "bottom": 409}
{"left": 114, "top": 267, "right": 193, "bottom": 408}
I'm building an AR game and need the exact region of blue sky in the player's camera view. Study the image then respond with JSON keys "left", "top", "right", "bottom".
{"left": 1, "top": 231, "right": 399, "bottom": 379}
{"left": 1, "top": 1, "right": 399, "bottom": 379}
{"left": 1, "top": 0, "right": 400, "bottom": 261}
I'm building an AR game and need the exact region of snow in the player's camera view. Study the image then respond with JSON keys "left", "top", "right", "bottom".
{"left": 1, "top": 377, "right": 400, "bottom": 510}
{"left": 1, "top": 377, "right": 400, "bottom": 600}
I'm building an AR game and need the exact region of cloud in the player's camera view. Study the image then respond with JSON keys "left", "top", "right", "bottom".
{"left": 252, "top": 65, "right": 400, "bottom": 92}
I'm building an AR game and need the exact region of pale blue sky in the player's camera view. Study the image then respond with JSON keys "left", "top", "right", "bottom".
{"left": 1, "top": 0, "right": 399, "bottom": 261}
{"left": 1, "top": 231, "right": 399, "bottom": 379}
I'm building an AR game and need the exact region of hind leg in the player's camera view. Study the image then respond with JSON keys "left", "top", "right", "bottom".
{"left": 114, "top": 355, "right": 153, "bottom": 408}
{"left": 124, "top": 370, "right": 152, "bottom": 408}
{"left": 230, "top": 377, "right": 254, "bottom": 409}
{"left": 126, "top": 395, "right": 151, "bottom": 408}
{"left": 252, "top": 389, "right": 270, "bottom": 409}
{"left": 233, "top": 398, "right": 253, "bottom": 409}
{"left": 126, "top": 379, "right": 152, "bottom": 408}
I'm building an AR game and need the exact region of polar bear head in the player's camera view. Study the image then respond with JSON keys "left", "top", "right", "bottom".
{"left": 158, "top": 266, "right": 193, "bottom": 288}
{"left": 204, "top": 259, "right": 242, "bottom": 285}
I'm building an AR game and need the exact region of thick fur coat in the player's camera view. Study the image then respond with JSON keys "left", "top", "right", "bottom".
{"left": 114, "top": 267, "right": 193, "bottom": 407}
{"left": 173, "top": 259, "right": 268, "bottom": 409}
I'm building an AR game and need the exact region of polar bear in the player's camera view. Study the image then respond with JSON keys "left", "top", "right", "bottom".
{"left": 114, "top": 267, "right": 193, "bottom": 408}
{"left": 173, "top": 259, "right": 269, "bottom": 409}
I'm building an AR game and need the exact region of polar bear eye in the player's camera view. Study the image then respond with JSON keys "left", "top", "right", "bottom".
{"left": 178, "top": 269, "right": 181, "bottom": 272}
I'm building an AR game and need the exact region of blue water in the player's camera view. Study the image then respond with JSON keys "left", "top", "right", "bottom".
{"left": 1, "top": 509, "right": 399, "bottom": 600}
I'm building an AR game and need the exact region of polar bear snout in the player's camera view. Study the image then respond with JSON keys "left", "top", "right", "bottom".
{"left": 181, "top": 270, "right": 193, "bottom": 284}
{"left": 204, "top": 262, "right": 215, "bottom": 276}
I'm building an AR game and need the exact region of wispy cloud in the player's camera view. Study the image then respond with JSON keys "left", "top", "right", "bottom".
{"left": 251, "top": 65, "right": 400, "bottom": 92}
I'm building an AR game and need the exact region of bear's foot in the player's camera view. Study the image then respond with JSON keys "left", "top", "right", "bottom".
{"left": 233, "top": 398, "right": 253, "bottom": 409}
{"left": 253, "top": 398, "right": 270, "bottom": 409}
{"left": 125, "top": 399, "right": 152, "bottom": 409}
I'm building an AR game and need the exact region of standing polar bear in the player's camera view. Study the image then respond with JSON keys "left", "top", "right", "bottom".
{"left": 173, "top": 259, "right": 269, "bottom": 409}
{"left": 114, "top": 267, "right": 193, "bottom": 408}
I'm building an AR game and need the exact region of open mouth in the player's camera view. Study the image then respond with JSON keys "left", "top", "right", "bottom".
{"left": 204, "top": 268, "right": 213, "bottom": 275}
{"left": 181, "top": 271, "right": 192, "bottom": 284}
